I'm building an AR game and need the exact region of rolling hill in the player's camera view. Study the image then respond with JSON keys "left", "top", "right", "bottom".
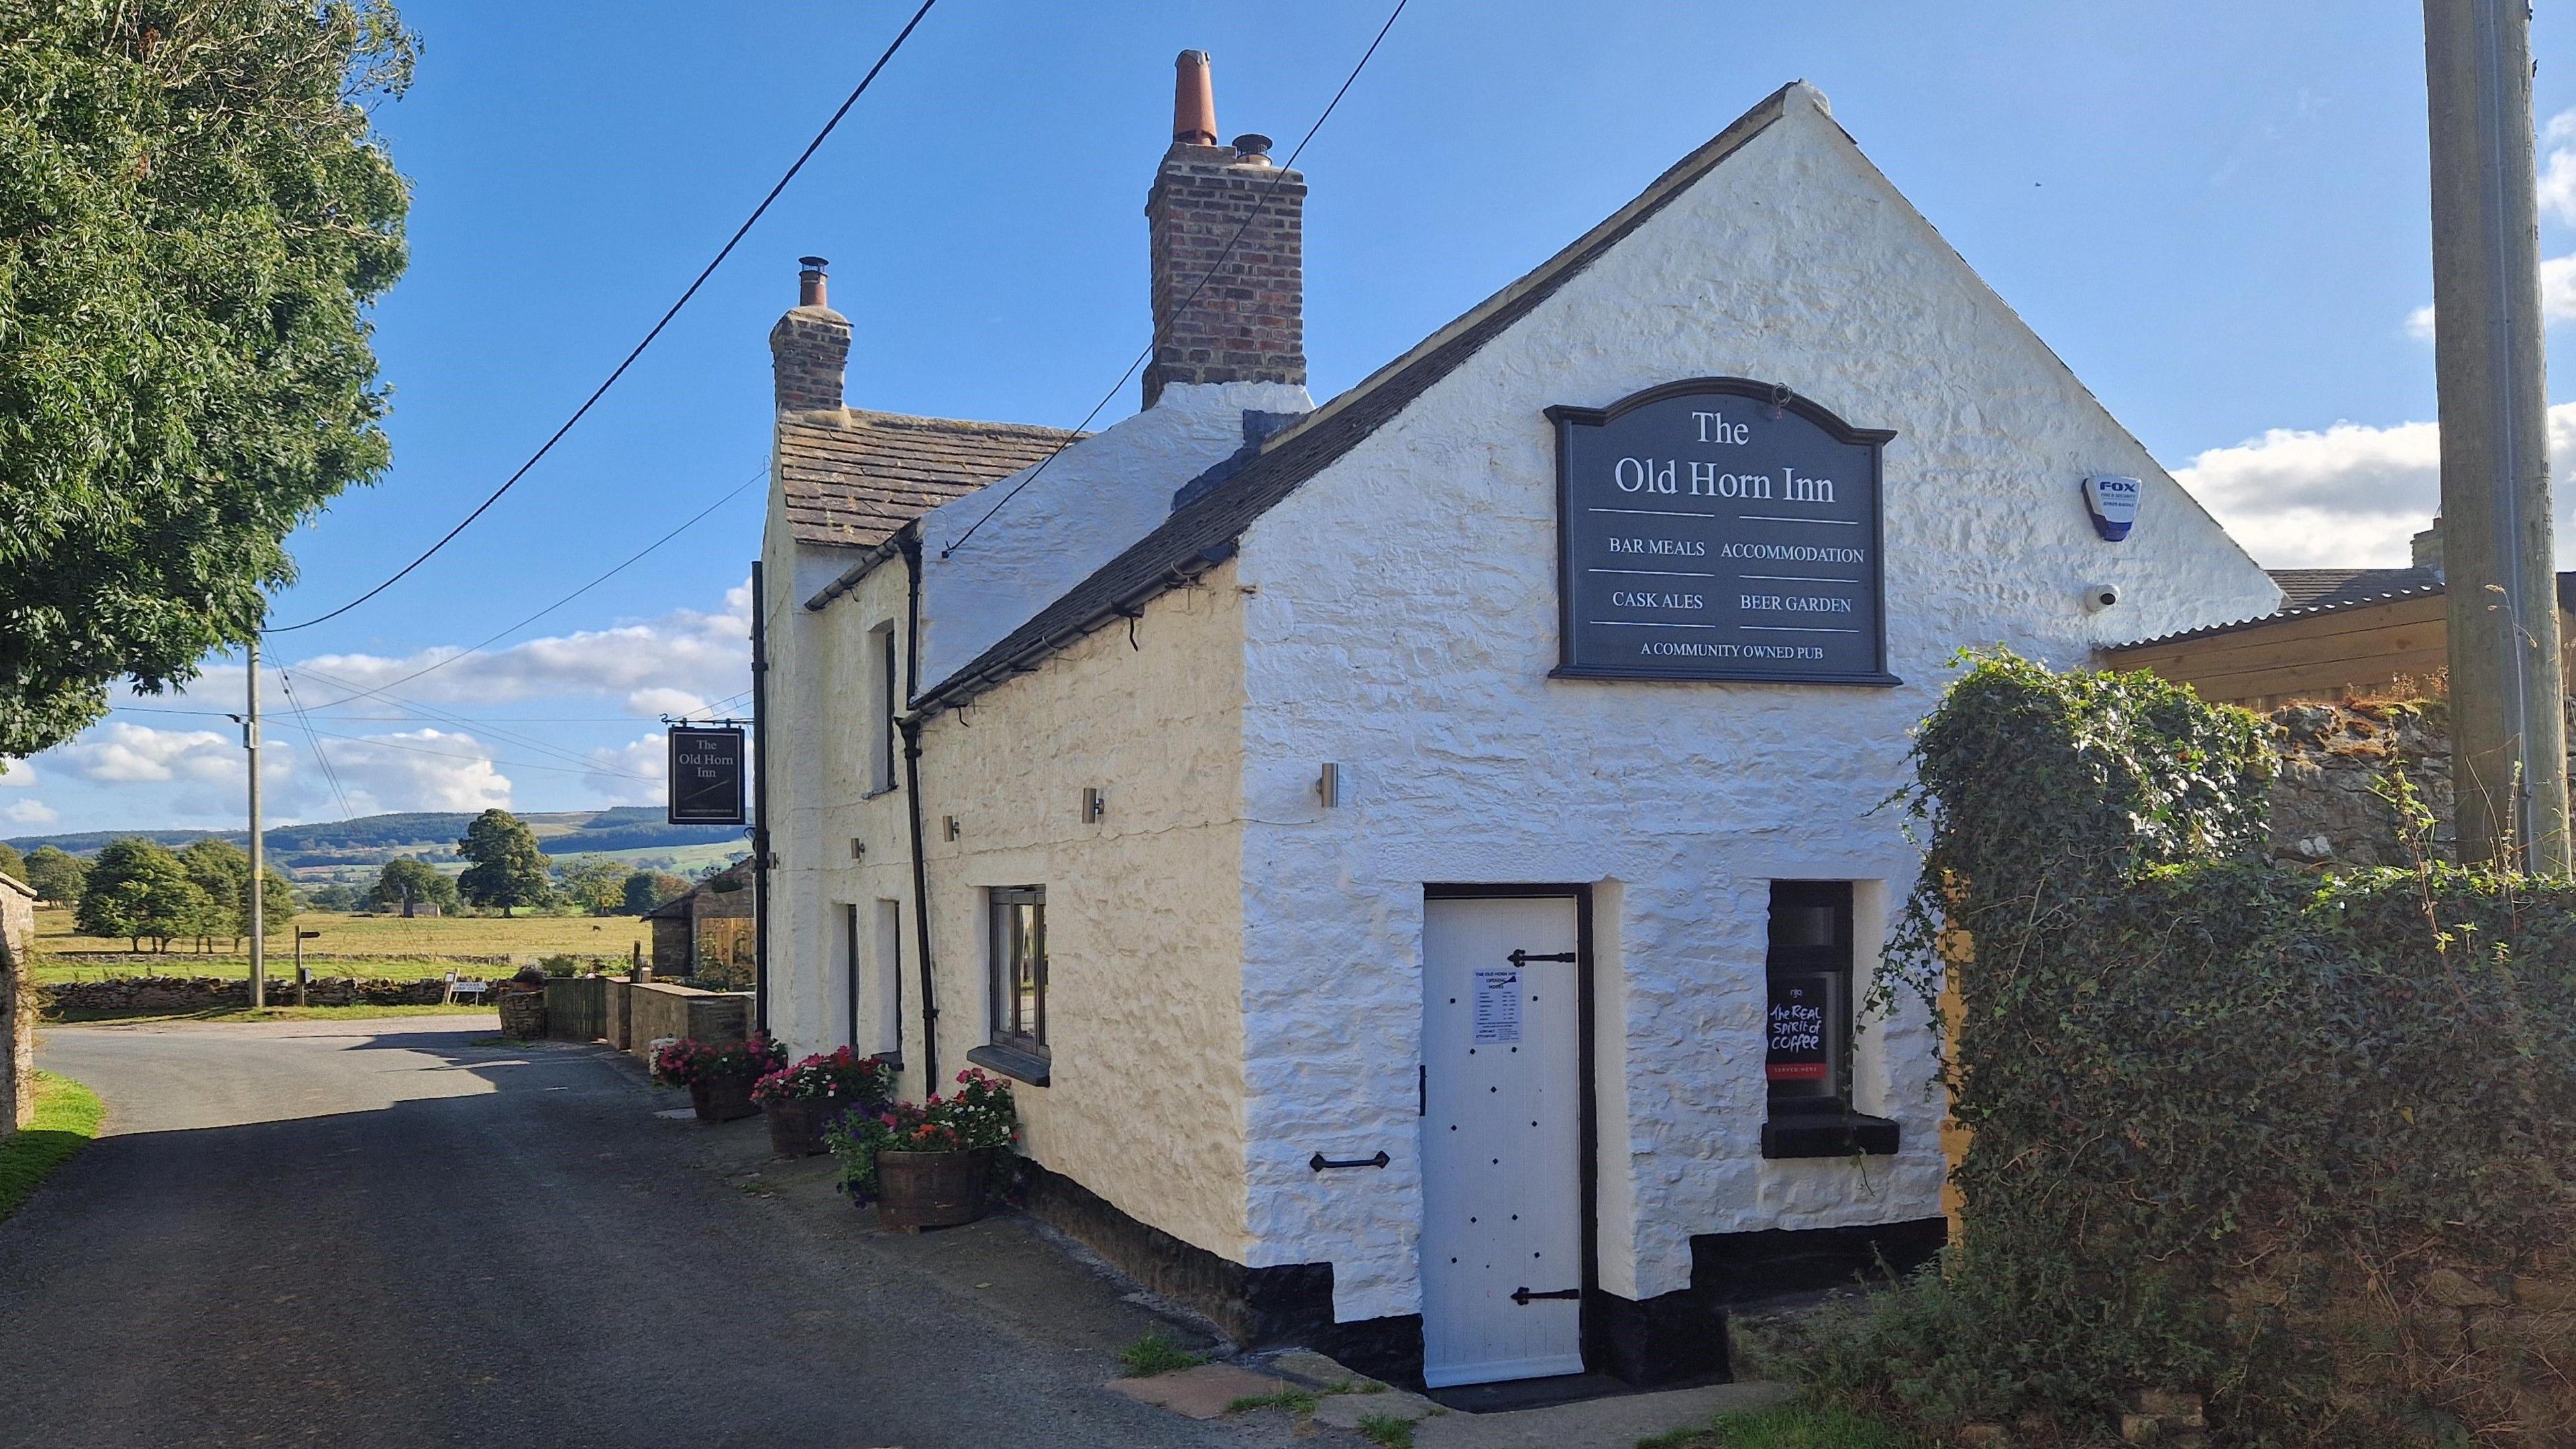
{"left": 6, "top": 806, "right": 747, "bottom": 869}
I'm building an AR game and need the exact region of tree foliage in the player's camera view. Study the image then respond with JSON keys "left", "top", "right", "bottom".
{"left": 23, "top": 844, "right": 87, "bottom": 904}
{"left": 455, "top": 809, "right": 550, "bottom": 916}
{"left": 74, "top": 837, "right": 211, "bottom": 949}
{"left": 0, "top": 0, "right": 415, "bottom": 757}
{"left": 555, "top": 855, "right": 628, "bottom": 915}
{"left": 622, "top": 870, "right": 689, "bottom": 914}
{"left": 0, "top": 842, "right": 22, "bottom": 885}
{"left": 1819, "top": 651, "right": 2576, "bottom": 1446}
{"left": 174, "top": 837, "right": 291, "bottom": 941}
{"left": 368, "top": 855, "right": 454, "bottom": 914}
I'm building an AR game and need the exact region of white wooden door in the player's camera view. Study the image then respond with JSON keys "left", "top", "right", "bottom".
{"left": 1419, "top": 894, "right": 1585, "bottom": 1387}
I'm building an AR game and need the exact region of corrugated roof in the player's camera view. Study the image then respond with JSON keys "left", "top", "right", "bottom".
{"left": 779, "top": 410, "right": 1081, "bottom": 551}
{"left": 2111, "top": 570, "right": 2576, "bottom": 651}
{"left": 914, "top": 85, "right": 1801, "bottom": 710}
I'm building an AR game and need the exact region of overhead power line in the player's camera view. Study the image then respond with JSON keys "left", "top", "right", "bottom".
{"left": 939, "top": 0, "right": 1409, "bottom": 560}
{"left": 276, "top": 668, "right": 357, "bottom": 822}
{"left": 265, "top": 0, "right": 941, "bottom": 633}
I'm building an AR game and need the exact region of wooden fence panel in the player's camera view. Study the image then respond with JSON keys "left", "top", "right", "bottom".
{"left": 543, "top": 977, "right": 607, "bottom": 1042}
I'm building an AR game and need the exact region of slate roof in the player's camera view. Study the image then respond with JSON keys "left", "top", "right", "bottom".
{"left": 2266, "top": 568, "right": 2443, "bottom": 611}
{"left": 778, "top": 411, "right": 1081, "bottom": 551}
{"left": 912, "top": 84, "right": 1802, "bottom": 710}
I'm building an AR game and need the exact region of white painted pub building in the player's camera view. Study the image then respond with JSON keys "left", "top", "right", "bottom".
{"left": 757, "top": 60, "right": 2278, "bottom": 1389}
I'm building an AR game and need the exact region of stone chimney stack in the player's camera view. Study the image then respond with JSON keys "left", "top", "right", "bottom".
{"left": 2412, "top": 516, "right": 2445, "bottom": 576}
{"left": 1142, "top": 50, "right": 1305, "bottom": 409}
{"left": 770, "top": 255, "right": 849, "bottom": 414}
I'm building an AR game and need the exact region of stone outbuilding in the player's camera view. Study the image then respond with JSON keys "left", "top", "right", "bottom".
{"left": 756, "top": 63, "right": 2276, "bottom": 1389}
{"left": 643, "top": 859, "right": 755, "bottom": 983}
{"left": 1, "top": 871, "right": 35, "bottom": 1132}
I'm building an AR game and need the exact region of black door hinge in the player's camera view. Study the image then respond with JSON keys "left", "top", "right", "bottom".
{"left": 1507, "top": 949, "right": 1577, "bottom": 966}
{"left": 1510, "top": 1286, "right": 1581, "bottom": 1305}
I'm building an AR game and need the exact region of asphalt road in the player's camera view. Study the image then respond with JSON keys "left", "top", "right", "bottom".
{"left": 0, "top": 1018, "right": 1295, "bottom": 1449}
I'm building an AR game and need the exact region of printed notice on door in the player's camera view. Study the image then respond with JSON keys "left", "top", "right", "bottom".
{"left": 1473, "top": 969, "right": 1523, "bottom": 1044}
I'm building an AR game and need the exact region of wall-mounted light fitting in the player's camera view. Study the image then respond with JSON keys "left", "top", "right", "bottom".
{"left": 1316, "top": 762, "right": 1342, "bottom": 808}
{"left": 943, "top": 815, "right": 961, "bottom": 842}
{"left": 1081, "top": 787, "right": 1107, "bottom": 823}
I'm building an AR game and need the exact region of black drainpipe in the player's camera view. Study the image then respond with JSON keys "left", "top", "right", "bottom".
{"left": 749, "top": 559, "right": 772, "bottom": 1036}
{"left": 898, "top": 533, "right": 939, "bottom": 1083}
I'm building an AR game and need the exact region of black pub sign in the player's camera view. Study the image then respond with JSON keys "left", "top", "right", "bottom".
{"left": 1547, "top": 377, "right": 1898, "bottom": 684}
{"left": 666, "top": 727, "right": 747, "bottom": 826}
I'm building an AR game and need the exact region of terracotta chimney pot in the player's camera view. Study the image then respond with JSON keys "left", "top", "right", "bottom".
{"left": 1173, "top": 50, "right": 1217, "bottom": 146}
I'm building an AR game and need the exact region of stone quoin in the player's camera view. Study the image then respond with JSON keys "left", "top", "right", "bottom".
{"left": 753, "top": 65, "right": 2277, "bottom": 1390}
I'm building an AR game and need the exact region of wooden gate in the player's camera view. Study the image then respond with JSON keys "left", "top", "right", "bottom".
{"left": 543, "top": 977, "right": 608, "bottom": 1042}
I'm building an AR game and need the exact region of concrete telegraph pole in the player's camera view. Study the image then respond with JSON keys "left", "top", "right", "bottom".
{"left": 246, "top": 639, "right": 266, "bottom": 1008}
{"left": 2423, "top": 0, "right": 2572, "bottom": 874}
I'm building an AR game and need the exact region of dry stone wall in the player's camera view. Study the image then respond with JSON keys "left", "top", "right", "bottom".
{"left": 2267, "top": 698, "right": 2576, "bottom": 869}
{"left": 40, "top": 975, "right": 453, "bottom": 1017}
{"left": 1, "top": 878, "right": 33, "bottom": 1131}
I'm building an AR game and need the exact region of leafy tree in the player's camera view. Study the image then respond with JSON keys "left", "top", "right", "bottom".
{"left": 622, "top": 870, "right": 690, "bottom": 914}
{"left": 555, "top": 855, "right": 628, "bottom": 915}
{"left": 0, "top": 841, "right": 22, "bottom": 884}
{"left": 24, "top": 845, "right": 87, "bottom": 904}
{"left": 304, "top": 881, "right": 365, "bottom": 912}
{"left": 172, "top": 839, "right": 294, "bottom": 947}
{"left": 370, "top": 856, "right": 455, "bottom": 916}
{"left": 455, "top": 810, "right": 552, "bottom": 916}
{"left": 76, "top": 837, "right": 211, "bottom": 951}
{"left": 0, "top": 2, "right": 416, "bottom": 757}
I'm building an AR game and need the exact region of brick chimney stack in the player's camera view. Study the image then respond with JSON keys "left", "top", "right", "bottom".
{"left": 770, "top": 255, "right": 849, "bottom": 414}
{"left": 1142, "top": 50, "right": 1305, "bottom": 409}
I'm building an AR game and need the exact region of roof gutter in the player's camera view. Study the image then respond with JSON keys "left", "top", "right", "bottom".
{"left": 804, "top": 526, "right": 912, "bottom": 612}
{"left": 911, "top": 541, "right": 1239, "bottom": 717}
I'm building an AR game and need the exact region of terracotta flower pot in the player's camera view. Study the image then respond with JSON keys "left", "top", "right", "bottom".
{"left": 875, "top": 1147, "right": 994, "bottom": 1231}
{"left": 765, "top": 1097, "right": 843, "bottom": 1157}
{"left": 690, "top": 1075, "right": 760, "bottom": 1123}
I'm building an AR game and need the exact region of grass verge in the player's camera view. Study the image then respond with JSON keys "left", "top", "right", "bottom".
{"left": 1638, "top": 1403, "right": 1926, "bottom": 1449}
{"left": 1354, "top": 1412, "right": 1417, "bottom": 1448}
{"left": 44, "top": 1003, "right": 496, "bottom": 1027}
{"left": 0, "top": 1071, "right": 105, "bottom": 1223}
{"left": 1118, "top": 1329, "right": 1208, "bottom": 1377}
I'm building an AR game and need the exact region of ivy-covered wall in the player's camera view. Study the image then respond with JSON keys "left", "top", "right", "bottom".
{"left": 1841, "top": 653, "right": 2576, "bottom": 1448}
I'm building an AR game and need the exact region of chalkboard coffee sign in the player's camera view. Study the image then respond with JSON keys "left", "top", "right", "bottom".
{"left": 1547, "top": 378, "right": 1898, "bottom": 685}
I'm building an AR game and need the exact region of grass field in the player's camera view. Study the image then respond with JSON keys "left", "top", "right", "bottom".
{"left": 566, "top": 841, "right": 745, "bottom": 873}
{"left": 34, "top": 908, "right": 649, "bottom": 984}
{"left": 0, "top": 1072, "right": 105, "bottom": 1224}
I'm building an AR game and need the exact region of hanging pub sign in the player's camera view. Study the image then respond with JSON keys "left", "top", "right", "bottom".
{"left": 666, "top": 727, "right": 747, "bottom": 826}
{"left": 1546, "top": 378, "right": 1898, "bottom": 685}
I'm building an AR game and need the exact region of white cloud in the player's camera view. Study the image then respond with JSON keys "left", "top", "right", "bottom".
{"left": 584, "top": 733, "right": 667, "bottom": 808}
{"left": 625, "top": 688, "right": 707, "bottom": 718}
{"left": 2405, "top": 304, "right": 2436, "bottom": 341}
{"left": 2171, "top": 402, "right": 2576, "bottom": 566}
{"left": 57, "top": 722, "right": 241, "bottom": 786}
{"left": 0, "top": 759, "right": 31, "bottom": 788}
{"left": 315, "top": 729, "right": 514, "bottom": 815}
{"left": 2542, "top": 109, "right": 2576, "bottom": 225}
{"left": 291, "top": 586, "right": 749, "bottom": 709}
{"left": 4, "top": 800, "right": 58, "bottom": 826}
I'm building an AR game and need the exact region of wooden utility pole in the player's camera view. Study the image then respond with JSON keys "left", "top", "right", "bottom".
{"left": 2424, "top": 0, "right": 2571, "bottom": 873}
{"left": 246, "top": 639, "right": 266, "bottom": 1007}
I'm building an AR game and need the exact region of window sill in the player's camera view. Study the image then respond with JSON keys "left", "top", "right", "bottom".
{"left": 1760, "top": 1111, "right": 1900, "bottom": 1160}
{"left": 861, "top": 786, "right": 900, "bottom": 800}
{"left": 967, "top": 1042, "right": 1051, "bottom": 1088}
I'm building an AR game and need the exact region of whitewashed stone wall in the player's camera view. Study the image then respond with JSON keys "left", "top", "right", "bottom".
{"left": 911, "top": 567, "right": 1254, "bottom": 1260}
{"left": 913, "top": 379, "right": 1309, "bottom": 688}
{"left": 1228, "top": 85, "right": 2279, "bottom": 1322}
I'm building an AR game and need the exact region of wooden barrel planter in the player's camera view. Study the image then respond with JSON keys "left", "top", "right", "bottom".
{"left": 765, "top": 1098, "right": 842, "bottom": 1157}
{"left": 690, "top": 1075, "right": 760, "bottom": 1123}
{"left": 875, "top": 1148, "right": 994, "bottom": 1231}
{"left": 494, "top": 990, "right": 547, "bottom": 1040}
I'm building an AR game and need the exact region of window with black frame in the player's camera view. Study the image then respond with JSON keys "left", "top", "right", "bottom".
{"left": 989, "top": 885, "right": 1046, "bottom": 1055}
{"left": 1760, "top": 879, "right": 1898, "bottom": 1159}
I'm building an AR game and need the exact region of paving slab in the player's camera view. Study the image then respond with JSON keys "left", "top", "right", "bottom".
{"left": 1104, "top": 1364, "right": 1307, "bottom": 1419}
{"left": 1411, "top": 1380, "right": 1795, "bottom": 1448}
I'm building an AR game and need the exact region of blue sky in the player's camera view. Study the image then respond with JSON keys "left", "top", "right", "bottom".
{"left": 9, "top": 0, "right": 2576, "bottom": 837}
